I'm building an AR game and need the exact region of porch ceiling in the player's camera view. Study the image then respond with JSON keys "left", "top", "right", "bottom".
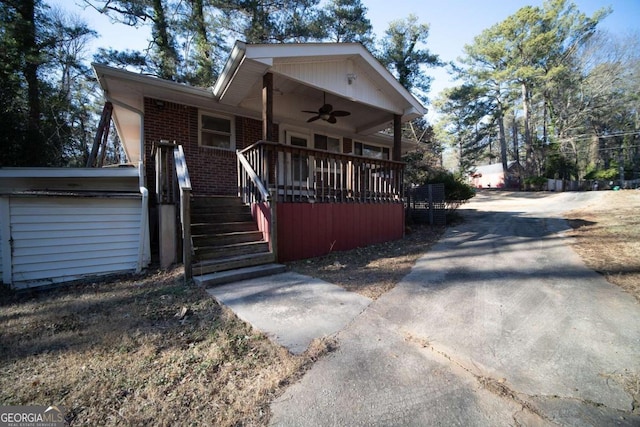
{"left": 214, "top": 42, "right": 427, "bottom": 135}
{"left": 238, "top": 75, "right": 398, "bottom": 135}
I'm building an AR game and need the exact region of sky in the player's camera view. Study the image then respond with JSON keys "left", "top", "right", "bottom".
{"left": 53, "top": 0, "right": 639, "bottom": 107}
{"left": 365, "top": 0, "right": 639, "bottom": 102}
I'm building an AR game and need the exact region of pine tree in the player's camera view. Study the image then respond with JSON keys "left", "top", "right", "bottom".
{"left": 377, "top": 14, "right": 441, "bottom": 105}
{"left": 319, "top": 0, "right": 374, "bottom": 49}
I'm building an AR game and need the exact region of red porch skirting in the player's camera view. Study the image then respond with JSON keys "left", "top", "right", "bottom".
{"left": 276, "top": 202, "right": 404, "bottom": 262}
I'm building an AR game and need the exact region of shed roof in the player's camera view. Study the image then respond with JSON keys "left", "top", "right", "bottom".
{"left": 471, "top": 161, "right": 518, "bottom": 176}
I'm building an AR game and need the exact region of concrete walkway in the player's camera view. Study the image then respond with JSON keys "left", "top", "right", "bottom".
{"left": 214, "top": 192, "right": 640, "bottom": 425}
{"left": 207, "top": 271, "right": 371, "bottom": 354}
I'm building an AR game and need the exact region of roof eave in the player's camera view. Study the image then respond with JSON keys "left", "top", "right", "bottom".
{"left": 93, "top": 63, "right": 214, "bottom": 100}
{"left": 212, "top": 41, "right": 247, "bottom": 100}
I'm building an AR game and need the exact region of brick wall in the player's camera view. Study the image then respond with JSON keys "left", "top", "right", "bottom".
{"left": 143, "top": 98, "right": 269, "bottom": 197}
{"left": 343, "top": 137, "right": 353, "bottom": 154}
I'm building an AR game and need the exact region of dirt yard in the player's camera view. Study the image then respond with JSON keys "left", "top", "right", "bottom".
{"left": 565, "top": 190, "right": 640, "bottom": 302}
{"left": 286, "top": 225, "right": 445, "bottom": 299}
{"left": 0, "top": 190, "right": 637, "bottom": 426}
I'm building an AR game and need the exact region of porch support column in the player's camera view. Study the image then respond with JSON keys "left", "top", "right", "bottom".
{"left": 262, "top": 72, "right": 274, "bottom": 141}
{"left": 393, "top": 114, "right": 402, "bottom": 161}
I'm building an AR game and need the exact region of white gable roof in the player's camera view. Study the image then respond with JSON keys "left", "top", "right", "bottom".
{"left": 213, "top": 42, "right": 426, "bottom": 133}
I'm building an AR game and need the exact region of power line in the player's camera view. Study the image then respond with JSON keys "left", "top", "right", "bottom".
{"left": 560, "top": 144, "right": 640, "bottom": 156}
{"left": 557, "top": 130, "right": 640, "bottom": 143}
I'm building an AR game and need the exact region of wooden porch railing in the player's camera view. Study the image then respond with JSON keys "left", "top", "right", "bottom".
{"left": 174, "top": 145, "right": 192, "bottom": 280}
{"left": 153, "top": 140, "right": 193, "bottom": 281}
{"left": 237, "top": 148, "right": 271, "bottom": 205}
{"left": 237, "top": 147, "right": 277, "bottom": 257}
{"left": 238, "top": 140, "right": 404, "bottom": 203}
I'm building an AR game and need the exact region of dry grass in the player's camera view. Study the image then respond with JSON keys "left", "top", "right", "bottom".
{"left": 565, "top": 190, "right": 640, "bottom": 302}
{"left": 0, "top": 269, "right": 333, "bottom": 426}
{"left": 1, "top": 191, "right": 636, "bottom": 426}
{"left": 287, "top": 225, "right": 445, "bottom": 299}
{"left": 0, "top": 224, "right": 444, "bottom": 426}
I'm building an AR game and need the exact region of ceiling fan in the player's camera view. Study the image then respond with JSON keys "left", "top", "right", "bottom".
{"left": 303, "top": 93, "right": 351, "bottom": 124}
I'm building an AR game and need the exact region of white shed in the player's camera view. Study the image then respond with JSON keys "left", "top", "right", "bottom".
{"left": 0, "top": 167, "right": 150, "bottom": 289}
{"left": 470, "top": 161, "right": 520, "bottom": 189}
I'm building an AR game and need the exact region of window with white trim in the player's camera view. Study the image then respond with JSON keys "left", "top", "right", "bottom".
{"left": 199, "top": 111, "right": 235, "bottom": 150}
{"left": 354, "top": 142, "right": 390, "bottom": 160}
{"left": 314, "top": 134, "right": 341, "bottom": 153}
{"left": 284, "top": 131, "right": 310, "bottom": 183}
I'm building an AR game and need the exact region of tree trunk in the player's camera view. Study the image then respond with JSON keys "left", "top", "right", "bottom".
{"left": 190, "top": 0, "right": 213, "bottom": 85}
{"left": 512, "top": 117, "right": 520, "bottom": 166}
{"left": 589, "top": 134, "right": 599, "bottom": 167}
{"left": 521, "top": 81, "right": 534, "bottom": 177}
{"left": 497, "top": 102, "right": 509, "bottom": 177}
{"left": 542, "top": 95, "right": 548, "bottom": 145}
{"left": 151, "top": 0, "right": 178, "bottom": 80}
{"left": 14, "top": 0, "right": 42, "bottom": 166}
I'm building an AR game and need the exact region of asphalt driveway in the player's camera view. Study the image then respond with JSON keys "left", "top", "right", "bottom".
{"left": 270, "top": 191, "right": 640, "bottom": 426}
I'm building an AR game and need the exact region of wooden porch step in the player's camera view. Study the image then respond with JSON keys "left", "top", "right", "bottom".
{"left": 189, "top": 194, "right": 275, "bottom": 281}
{"left": 194, "top": 240, "right": 270, "bottom": 260}
{"left": 191, "top": 203, "right": 250, "bottom": 215}
{"left": 191, "top": 221, "right": 258, "bottom": 235}
{"left": 192, "top": 252, "right": 276, "bottom": 276}
{"left": 191, "top": 212, "right": 254, "bottom": 223}
{"left": 193, "top": 263, "right": 286, "bottom": 287}
{"left": 192, "top": 230, "right": 265, "bottom": 247}
{"left": 191, "top": 195, "right": 244, "bottom": 206}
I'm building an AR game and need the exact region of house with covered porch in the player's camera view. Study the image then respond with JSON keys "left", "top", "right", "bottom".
{"left": 94, "top": 41, "right": 427, "bottom": 285}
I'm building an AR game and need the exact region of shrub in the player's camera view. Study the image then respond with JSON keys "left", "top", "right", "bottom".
{"left": 583, "top": 163, "right": 619, "bottom": 181}
{"left": 524, "top": 176, "right": 547, "bottom": 191}
{"left": 424, "top": 170, "right": 475, "bottom": 211}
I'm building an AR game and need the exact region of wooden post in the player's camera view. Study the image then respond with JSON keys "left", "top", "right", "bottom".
{"left": 263, "top": 73, "right": 274, "bottom": 142}
{"left": 393, "top": 114, "right": 402, "bottom": 161}
{"left": 428, "top": 184, "right": 434, "bottom": 226}
{"left": 237, "top": 155, "right": 242, "bottom": 200}
{"left": 86, "top": 102, "right": 113, "bottom": 167}
{"left": 0, "top": 198, "right": 12, "bottom": 285}
{"left": 270, "top": 195, "right": 278, "bottom": 262}
{"left": 154, "top": 142, "right": 164, "bottom": 203}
